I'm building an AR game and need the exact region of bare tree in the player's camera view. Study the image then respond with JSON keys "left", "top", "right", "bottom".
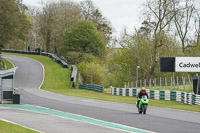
{"left": 142, "top": 0, "right": 176, "bottom": 79}
{"left": 173, "top": 0, "right": 195, "bottom": 53}
{"left": 118, "top": 28, "right": 134, "bottom": 47}
{"left": 24, "top": 6, "right": 42, "bottom": 51}
{"left": 36, "top": 0, "right": 82, "bottom": 53}
{"left": 80, "top": 0, "right": 95, "bottom": 20}
{"left": 38, "top": 2, "right": 54, "bottom": 52}
{"left": 194, "top": 6, "right": 200, "bottom": 46}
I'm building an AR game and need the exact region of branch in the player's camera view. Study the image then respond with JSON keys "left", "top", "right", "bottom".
{"left": 183, "top": 5, "right": 194, "bottom": 39}
{"left": 184, "top": 44, "right": 198, "bottom": 50}
{"left": 147, "top": 1, "right": 159, "bottom": 19}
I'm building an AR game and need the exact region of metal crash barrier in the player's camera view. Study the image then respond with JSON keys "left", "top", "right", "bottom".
{"left": 71, "top": 65, "right": 77, "bottom": 88}
{"left": 2, "top": 49, "right": 69, "bottom": 68}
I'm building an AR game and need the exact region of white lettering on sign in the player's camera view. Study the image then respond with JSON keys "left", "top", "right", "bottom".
{"left": 175, "top": 57, "right": 200, "bottom": 72}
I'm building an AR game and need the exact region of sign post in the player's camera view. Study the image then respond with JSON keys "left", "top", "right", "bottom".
{"left": 197, "top": 76, "right": 200, "bottom": 95}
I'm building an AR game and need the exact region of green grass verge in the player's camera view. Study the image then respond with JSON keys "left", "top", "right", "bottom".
{"left": 0, "top": 120, "right": 38, "bottom": 133}
{"left": 148, "top": 85, "right": 193, "bottom": 93}
{"left": 2, "top": 58, "right": 14, "bottom": 69}
{"left": 3, "top": 52, "right": 200, "bottom": 112}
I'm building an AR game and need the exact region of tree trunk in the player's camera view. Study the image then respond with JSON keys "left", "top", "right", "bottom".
{"left": 144, "top": 38, "right": 159, "bottom": 81}
{"left": 54, "top": 38, "right": 57, "bottom": 54}
{"left": 46, "top": 29, "right": 51, "bottom": 52}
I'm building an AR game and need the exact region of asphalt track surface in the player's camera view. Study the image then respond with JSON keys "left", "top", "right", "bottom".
{"left": 1, "top": 55, "right": 200, "bottom": 133}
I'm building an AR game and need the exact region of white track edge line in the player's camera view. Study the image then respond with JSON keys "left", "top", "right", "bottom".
{"left": 32, "top": 59, "right": 45, "bottom": 90}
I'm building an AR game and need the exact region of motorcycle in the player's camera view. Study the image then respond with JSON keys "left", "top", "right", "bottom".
{"left": 137, "top": 95, "right": 149, "bottom": 114}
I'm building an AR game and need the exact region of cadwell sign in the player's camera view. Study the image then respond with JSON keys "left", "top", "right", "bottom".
{"left": 175, "top": 57, "right": 200, "bottom": 72}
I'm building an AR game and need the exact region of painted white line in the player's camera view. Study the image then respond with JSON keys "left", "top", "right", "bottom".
{"left": 31, "top": 59, "right": 45, "bottom": 90}
{"left": 30, "top": 57, "right": 69, "bottom": 95}
{"left": 0, "top": 118, "right": 45, "bottom": 133}
{"left": 30, "top": 58, "right": 61, "bottom": 95}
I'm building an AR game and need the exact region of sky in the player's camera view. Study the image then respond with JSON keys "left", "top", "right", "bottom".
{"left": 23, "top": 0, "right": 145, "bottom": 37}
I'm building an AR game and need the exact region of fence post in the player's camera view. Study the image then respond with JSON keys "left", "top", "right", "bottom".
{"left": 188, "top": 76, "right": 191, "bottom": 83}
{"left": 149, "top": 78, "right": 151, "bottom": 87}
{"left": 173, "top": 72, "right": 175, "bottom": 89}
{"left": 182, "top": 76, "right": 183, "bottom": 88}
{"left": 182, "top": 76, "right": 185, "bottom": 89}
{"left": 188, "top": 76, "right": 192, "bottom": 89}
{"left": 177, "top": 77, "right": 179, "bottom": 88}
{"left": 160, "top": 77, "right": 162, "bottom": 87}
{"left": 165, "top": 77, "right": 167, "bottom": 86}
{"left": 171, "top": 77, "right": 173, "bottom": 88}
{"left": 136, "top": 81, "right": 137, "bottom": 88}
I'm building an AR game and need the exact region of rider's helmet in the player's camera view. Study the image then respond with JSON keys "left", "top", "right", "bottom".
{"left": 141, "top": 87, "right": 146, "bottom": 94}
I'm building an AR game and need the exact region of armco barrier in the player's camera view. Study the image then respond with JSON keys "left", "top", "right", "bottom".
{"left": 2, "top": 49, "right": 69, "bottom": 68}
{"left": 71, "top": 65, "right": 77, "bottom": 88}
{"left": 110, "top": 87, "right": 200, "bottom": 105}
{"left": 79, "top": 84, "right": 104, "bottom": 93}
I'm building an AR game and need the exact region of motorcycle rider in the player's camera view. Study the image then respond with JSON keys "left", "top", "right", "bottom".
{"left": 136, "top": 87, "right": 149, "bottom": 107}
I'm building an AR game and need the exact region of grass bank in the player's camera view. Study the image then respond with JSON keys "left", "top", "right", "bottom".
{"left": 0, "top": 120, "right": 38, "bottom": 133}
{"left": 3, "top": 52, "right": 200, "bottom": 112}
{"left": 2, "top": 58, "right": 14, "bottom": 69}
{"left": 0, "top": 58, "right": 14, "bottom": 70}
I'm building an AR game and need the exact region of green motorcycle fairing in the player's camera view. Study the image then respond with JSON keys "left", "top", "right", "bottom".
{"left": 139, "top": 98, "right": 149, "bottom": 108}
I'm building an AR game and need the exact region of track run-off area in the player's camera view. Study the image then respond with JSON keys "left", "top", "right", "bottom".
{"left": 0, "top": 54, "right": 200, "bottom": 133}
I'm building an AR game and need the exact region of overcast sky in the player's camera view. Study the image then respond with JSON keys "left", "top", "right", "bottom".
{"left": 23, "top": 0, "right": 145, "bottom": 37}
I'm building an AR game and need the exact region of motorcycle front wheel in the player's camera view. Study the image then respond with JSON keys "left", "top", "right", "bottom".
{"left": 142, "top": 104, "right": 147, "bottom": 114}
{"left": 138, "top": 107, "right": 142, "bottom": 114}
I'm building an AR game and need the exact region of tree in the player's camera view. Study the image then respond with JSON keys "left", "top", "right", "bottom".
{"left": 111, "top": 28, "right": 180, "bottom": 87}
{"left": 80, "top": 0, "right": 113, "bottom": 43}
{"left": 36, "top": 0, "right": 82, "bottom": 52}
{"left": 141, "top": 0, "right": 176, "bottom": 80}
{"left": 173, "top": 0, "right": 195, "bottom": 53}
{"left": 63, "top": 20, "right": 106, "bottom": 58}
{"left": 0, "top": 0, "right": 31, "bottom": 50}
{"left": 194, "top": 8, "right": 200, "bottom": 46}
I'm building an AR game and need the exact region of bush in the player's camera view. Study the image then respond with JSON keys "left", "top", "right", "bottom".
{"left": 63, "top": 51, "right": 84, "bottom": 64}
{"left": 78, "top": 61, "right": 106, "bottom": 86}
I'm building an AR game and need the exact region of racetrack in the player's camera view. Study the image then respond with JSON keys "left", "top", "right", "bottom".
{"left": 1, "top": 55, "right": 200, "bottom": 133}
